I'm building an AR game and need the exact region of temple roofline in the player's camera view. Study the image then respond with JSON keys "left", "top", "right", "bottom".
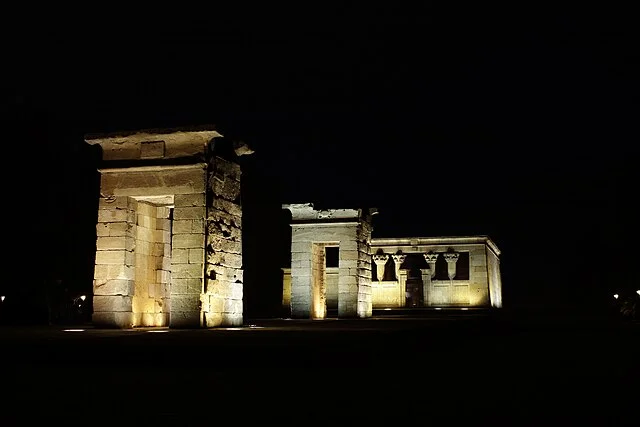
{"left": 371, "top": 236, "right": 501, "bottom": 256}
{"left": 85, "top": 125, "right": 222, "bottom": 145}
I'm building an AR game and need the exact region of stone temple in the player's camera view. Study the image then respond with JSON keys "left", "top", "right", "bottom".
{"left": 281, "top": 204, "right": 503, "bottom": 319}
{"left": 85, "top": 126, "right": 252, "bottom": 328}
{"left": 86, "top": 126, "right": 502, "bottom": 328}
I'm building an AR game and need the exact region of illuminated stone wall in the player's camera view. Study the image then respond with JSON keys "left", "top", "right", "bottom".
{"left": 86, "top": 127, "right": 251, "bottom": 328}
{"left": 372, "top": 281, "right": 403, "bottom": 307}
{"left": 369, "top": 237, "right": 502, "bottom": 308}
{"left": 203, "top": 157, "right": 244, "bottom": 327}
{"left": 284, "top": 204, "right": 375, "bottom": 319}
{"left": 487, "top": 247, "right": 503, "bottom": 308}
{"left": 282, "top": 267, "right": 339, "bottom": 315}
{"left": 132, "top": 201, "right": 171, "bottom": 327}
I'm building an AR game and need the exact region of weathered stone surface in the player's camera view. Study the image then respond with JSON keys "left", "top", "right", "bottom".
{"left": 172, "top": 263, "right": 203, "bottom": 279}
{"left": 211, "top": 198, "right": 242, "bottom": 217}
{"left": 207, "top": 219, "right": 242, "bottom": 241}
{"left": 93, "top": 264, "right": 135, "bottom": 281}
{"left": 207, "top": 237, "right": 242, "bottom": 254}
{"left": 210, "top": 176, "right": 241, "bottom": 201}
{"left": 207, "top": 208, "right": 241, "bottom": 228}
{"left": 93, "top": 295, "right": 132, "bottom": 312}
{"left": 94, "top": 279, "right": 134, "bottom": 296}
{"left": 95, "top": 250, "right": 135, "bottom": 266}
{"left": 207, "top": 252, "right": 242, "bottom": 268}
{"left": 172, "top": 233, "right": 205, "bottom": 249}
{"left": 139, "top": 140, "right": 165, "bottom": 159}
{"left": 210, "top": 156, "right": 241, "bottom": 181}
{"left": 97, "top": 208, "right": 134, "bottom": 223}
{"left": 174, "top": 206, "right": 206, "bottom": 220}
{"left": 188, "top": 248, "right": 205, "bottom": 264}
{"left": 174, "top": 193, "right": 205, "bottom": 208}
{"left": 171, "top": 248, "right": 189, "bottom": 264}
{"left": 170, "top": 295, "right": 201, "bottom": 312}
{"left": 101, "top": 168, "right": 207, "bottom": 197}
{"left": 96, "top": 236, "right": 136, "bottom": 251}
{"left": 171, "top": 278, "right": 203, "bottom": 294}
{"left": 98, "top": 196, "right": 130, "bottom": 210}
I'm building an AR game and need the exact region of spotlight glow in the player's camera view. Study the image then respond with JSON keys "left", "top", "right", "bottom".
{"left": 613, "top": 294, "right": 619, "bottom": 299}
{"left": 637, "top": 290, "right": 639, "bottom": 296}
{"left": 63, "top": 329, "right": 85, "bottom": 332}
{"left": 80, "top": 295, "right": 86, "bottom": 301}
{"left": 1, "top": 296, "right": 4, "bottom": 302}
{"left": 147, "top": 330, "right": 168, "bottom": 333}
{"left": 460, "top": 307, "right": 468, "bottom": 311}
{"left": 384, "top": 308, "right": 392, "bottom": 311}
{"left": 435, "top": 307, "right": 442, "bottom": 310}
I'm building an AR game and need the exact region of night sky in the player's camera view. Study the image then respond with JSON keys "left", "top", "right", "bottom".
{"left": 5, "top": 5, "right": 638, "bottom": 318}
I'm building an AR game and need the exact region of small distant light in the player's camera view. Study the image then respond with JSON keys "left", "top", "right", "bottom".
{"left": 384, "top": 308, "right": 392, "bottom": 311}
{"left": 1, "top": 296, "right": 5, "bottom": 302}
{"left": 249, "top": 325, "right": 264, "bottom": 329}
{"left": 435, "top": 307, "right": 442, "bottom": 310}
{"left": 147, "top": 330, "right": 168, "bottom": 333}
{"left": 461, "top": 308, "right": 469, "bottom": 311}
{"left": 637, "top": 290, "right": 640, "bottom": 296}
{"left": 63, "top": 329, "right": 85, "bottom": 332}
{"left": 613, "top": 294, "right": 619, "bottom": 299}
{"left": 80, "top": 295, "right": 86, "bottom": 301}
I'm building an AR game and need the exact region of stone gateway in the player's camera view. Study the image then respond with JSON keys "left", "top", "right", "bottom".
{"left": 86, "top": 126, "right": 253, "bottom": 328}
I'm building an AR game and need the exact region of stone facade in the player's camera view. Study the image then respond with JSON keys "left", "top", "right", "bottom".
{"left": 369, "top": 236, "right": 502, "bottom": 308}
{"left": 86, "top": 127, "right": 252, "bottom": 328}
{"left": 282, "top": 203, "right": 375, "bottom": 319}
{"left": 283, "top": 213, "right": 503, "bottom": 314}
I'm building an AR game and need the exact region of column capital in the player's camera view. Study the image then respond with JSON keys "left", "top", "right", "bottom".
{"left": 424, "top": 253, "right": 438, "bottom": 263}
{"left": 372, "top": 254, "right": 389, "bottom": 265}
{"left": 443, "top": 252, "right": 459, "bottom": 263}
{"left": 391, "top": 254, "right": 407, "bottom": 264}
{"left": 443, "top": 252, "right": 458, "bottom": 280}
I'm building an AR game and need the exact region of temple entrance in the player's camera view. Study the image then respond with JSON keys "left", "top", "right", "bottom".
{"left": 405, "top": 268, "right": 424, "bottom": 307}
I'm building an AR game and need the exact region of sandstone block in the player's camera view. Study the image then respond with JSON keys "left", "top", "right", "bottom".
{"left": 172, "top": 233, "right": 205, "bottom": 249}
{"left": 171, "top": 248, "right": 189, "bottom": 264}
{"left": 212, "top": 198, "right": 242, "bottom": 217}
{"left": 174, "top": 193, "right": 206, "bottom": 207}
{"left": 171, "top": 278, "right": 204, "bottom": 294}
{"left": 93, "top": 295, "right": 132, "bottom": 312}
{"left": 174, "top": 206, "right": 206, "bottom": 220}
{"left": 170, "top": 295, "right": 201, "bottom": 312}
{"left": 93, "top": 279, "right": 134, "bottom": 296}
{"left": 172, "top": 263, "right": 203, "bottom": 279}
{"left": 189, "top": 248, "right": 205, "bottom": 264}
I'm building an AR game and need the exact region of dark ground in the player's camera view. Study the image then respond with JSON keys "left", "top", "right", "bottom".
{"left": 1, "top": 310, "right": 638, "bottom": 425}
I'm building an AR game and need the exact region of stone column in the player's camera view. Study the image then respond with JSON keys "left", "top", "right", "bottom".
{"left": 372, "top": 254, "right": 389, "bottom": 282}
{"left": 444, "top": 252, "right": 459, "bottom": 280}
{"left": 420, "top": 268, "right": 431, "bottom": 306}
{"left": 290, "top": 240, "right": 313, "bottom": 319}
{"left": 93, "top": 196, "right": 137, "bottom": 328}
{"left": 171, "top": 193, "right": 206, "bottom": 328}
{"left": 423, "top": 253, "right": 438, "bottom": 307}
{"left": 398, "top": 268, "right": 409, "bottom": 308}
{"left": 356, "top": 220, "right": 373, "bottom": 318}
{"left": 203, "top": 156, "right": 244, "bottom": 327}
{"left": 424, "top": 253, "right": 438, "bottom": 277}
{"left": 391, "top": 254, "right": 406, "bottom": 281}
